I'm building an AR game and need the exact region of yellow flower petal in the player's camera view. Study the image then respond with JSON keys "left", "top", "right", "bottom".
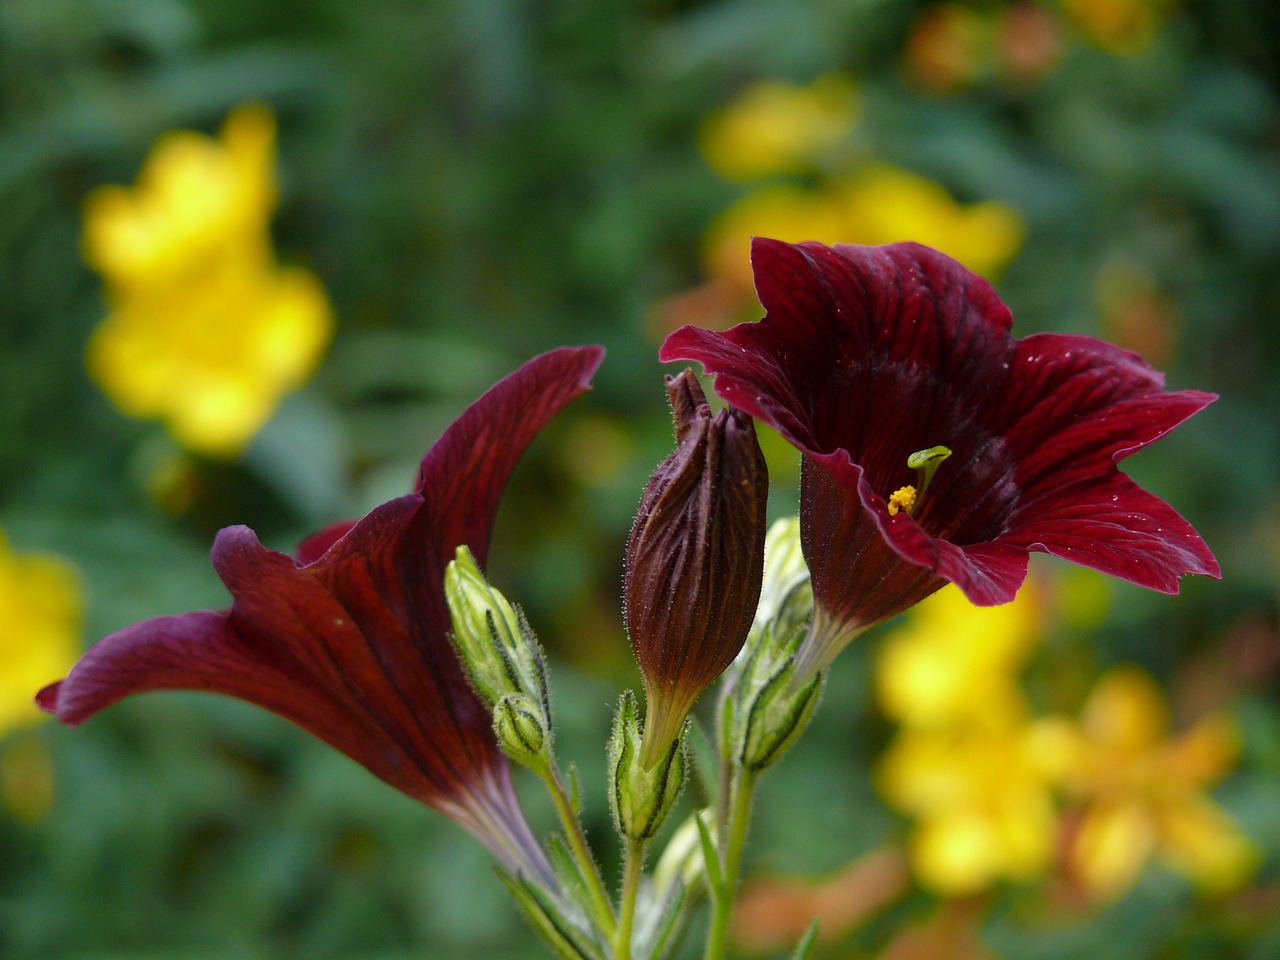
{"left": 0, "top": 532, "right": 82, "bottom": 735}
{"left": 699, "top": 74, "right": 859, "bottom": 182}
{"left": 82, "top": 104, "right": 333, "bottom": 457}
{"left": 1158, "top": 795, "right": 1261, "bottom": 894}
{"left": 1073, "top": 800, "right": 1158, "bottom": 900}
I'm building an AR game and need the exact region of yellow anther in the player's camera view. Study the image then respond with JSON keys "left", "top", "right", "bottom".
{"left": 887, "top": 486, "right": 917, "bottom": 517}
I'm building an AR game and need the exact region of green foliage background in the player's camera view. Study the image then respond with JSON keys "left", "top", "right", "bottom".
{"left": 2, "top": 1, "right": 1278, "bottom": 957}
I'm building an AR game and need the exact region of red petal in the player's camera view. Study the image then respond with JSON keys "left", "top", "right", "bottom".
{"left": 662, "top": 238, "right": 1218, "bottom": 626}
{"left": 41, "top": 346, "right": 604, "bottom": 876}
{"left": 416, "top": 345, "right": 605, "bottom": 569}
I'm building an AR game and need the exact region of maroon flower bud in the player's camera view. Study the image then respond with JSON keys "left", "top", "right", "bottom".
{"left": 625, "top": 369, "right": 768, "bottom": 767}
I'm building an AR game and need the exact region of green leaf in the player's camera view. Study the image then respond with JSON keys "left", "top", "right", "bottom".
{"left": 693, "top": 811, "right": 724, "bottom": 895}
{"left": 788, "top": 919, "right": 820, "bottom": 960}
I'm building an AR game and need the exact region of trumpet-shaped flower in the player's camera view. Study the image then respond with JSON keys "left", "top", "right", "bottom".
{"left": 82, "top": 104, "right": 333, "bottom": 456}
{"left": 1, "top": 532, "right": 82, "bottom": 736}
{"left": 661, "top": 238, "right": 1219, "bottom": 679}
{"left": 38, "top": 347, "right": 604, "bottom": 879}
{"left": 1055, "top": 667, "right": 1259, "bottom": 898}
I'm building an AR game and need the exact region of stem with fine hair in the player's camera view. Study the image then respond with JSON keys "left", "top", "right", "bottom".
{"left": 542, "top": 765, "right": 617, "bottom": 939}
{"left": 705, "top": 766, "right": 758, "bottom": 960}
{"left": 615, "top": 836, "right": 646, "bottom": 960}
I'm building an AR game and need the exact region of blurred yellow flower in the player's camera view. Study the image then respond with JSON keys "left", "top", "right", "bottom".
{"left": 83, "top": 104, "right": 333, "bottom": 457}
{"left": 1062, "top": 0, "right": 1172, "bottom": 55}
{"left": 83, "top": 104, "right": 277, "bottom": 292}
{"left": 0, "top": 531, "right": 82, "bottom": 736}
{"left": 1055, "top": 667, "right": 1260, "bottom": 899}
{"left": 879, "top": 720, "right": 1060, "bottom": 895}
{"left": 877, "top": 583, "right": 1042, "bottom": 729}
{"left": 698, "top": 74, "right": 859, "bottom": 183}
{"left": 834, "top": 164, "right": 1024, "bottom": 279}
{"left": 702, "top": 184, "right": 852, "bottom": 291}
{"left": 702, "top": 163, "right": 1023, "bottom": 297}
{"left": 875, "top": 584, "right": 1061, "bottom": 895}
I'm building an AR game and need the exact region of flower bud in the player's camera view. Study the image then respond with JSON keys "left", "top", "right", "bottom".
{"left": 608, "top": 691, "right": 686, "bottom": 841}
{"left": 445, "top": 545, "right": 550, "bottom": 712}
{"left": 752, "top": 517, "right": 810, "bottom": 634}
{"left": 722, "top": 519, "right": 822, "bottom": 771}
{"left": 493, "top": 694, "right": 550, "bottom": 776}
{"left": 445, "top": 546, "right": 554, "bottom": 774}
{"left": 625, "top": 369, "right": 767, "bottom": 767}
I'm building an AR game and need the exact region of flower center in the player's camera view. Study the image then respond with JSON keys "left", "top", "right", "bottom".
{"left": 887, "top": 445, "right": 952, "bottom": 517}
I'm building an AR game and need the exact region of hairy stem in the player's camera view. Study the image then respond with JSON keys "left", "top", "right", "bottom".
{"left": 615, "top": 836, "right": 646, "bottom": 960}
{"left": 543, "top": 765, "right": 617, "bottom": 939}
{"left": 704, "top": 766, "right": 758, "bottom": 960}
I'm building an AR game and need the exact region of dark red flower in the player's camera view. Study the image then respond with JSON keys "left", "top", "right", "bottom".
{"left": 661, "top": 239, "right": 1218, "bottom": 678}
{"left": 624, "top": 370, "right": 767, "bottom": 765}
{"left": 38, "top": 346, "right": 604, "bottom": 880}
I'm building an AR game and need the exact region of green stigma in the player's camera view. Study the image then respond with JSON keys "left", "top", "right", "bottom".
{"left": 889, "top": 445, "right": 952, "bottom": 516}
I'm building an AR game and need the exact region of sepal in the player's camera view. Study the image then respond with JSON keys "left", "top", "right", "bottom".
{"left": 608, "top": 691, "right": 687, "bottom": 841}
{"left": 739, "top": 656, "right": 821, "bottom": 772}
{"left": 752, "top": 517, "right": 810, "bottom": 634}
{"left": 497, "top": 871, "right": 607, "bottom": 960}
{"left": 652, "top": 810, "right": 715, "bottom": 900}
{"left": 494, "top": 694, "right": 551, "bottom": 776}
{"left": 631, "top": 875, "right": 688, "bottom": 960}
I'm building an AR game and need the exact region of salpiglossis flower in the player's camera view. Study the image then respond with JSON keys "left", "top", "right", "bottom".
{"left": 38, "top": 347, "right": 604, "bottom": 879}
{"left": 625, "top": 370, "right": 767, "bottom": 765}
{"left": 661, "top": 238, "right": 1219, "bottom": 680}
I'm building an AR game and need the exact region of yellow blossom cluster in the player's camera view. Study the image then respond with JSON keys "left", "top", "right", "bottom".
{"left": 83, "top": 104, "right": 333, "bottom": 457}
{"left": 876, "top": 584, "right": 1060, "bottom": 895}
{"left": 652, "top": 75, "right": 1024, "bottom": 338}
{"left": 874, "top": 579, "right": 1258, "bottom": 900}
{"left": 0, "top": 530, "right": 81, "bottom": 736}
{"left": 1047, "top": 668, "right": 1261, "bottom": 898}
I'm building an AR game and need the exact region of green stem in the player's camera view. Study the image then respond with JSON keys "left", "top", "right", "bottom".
{"left": 542, "top": 766, "right": 617, "bottom": 939}
{"left": 615, "top": 836, "right": 645, "bottom": 960}
{"left": 704, "top": 767, "right": 758, "bottom": 960}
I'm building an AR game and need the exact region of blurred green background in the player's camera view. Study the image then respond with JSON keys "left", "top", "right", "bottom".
{"left": 2, "top": 0, "right": 1279, "bottom": 957}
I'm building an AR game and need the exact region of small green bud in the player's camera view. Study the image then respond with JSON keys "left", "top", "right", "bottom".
{"left": 721, "top": 521, "right": 822, "bottom": 771}
{"left": 739, "top": 660, "right": 821, "bottom": 771}
{"left": 445, "top": 545, "right": 550, "bottom": 715}
{"left": 753, "top": 517, "right": 810, "bottom": 634}
{"left": 608, "top": 691, "right": 686, "bottom": 841}
{"left": 494, "top": 694, "right": 550, "bottom": 776}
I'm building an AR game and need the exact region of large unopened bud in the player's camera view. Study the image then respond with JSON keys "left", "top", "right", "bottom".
{"left": 625, "top": 369, "right": 768, "bottom": 767}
